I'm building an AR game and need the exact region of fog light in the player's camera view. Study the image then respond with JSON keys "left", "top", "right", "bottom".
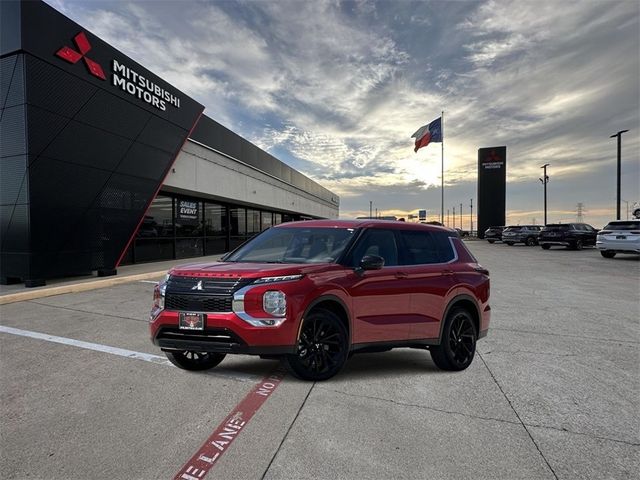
{"left": 263, "top": 290, "right": 286, "bottom": 317}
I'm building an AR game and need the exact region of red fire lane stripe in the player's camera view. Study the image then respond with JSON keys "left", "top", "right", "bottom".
{"left": 174, "top": 366, "right": 287, "bottom": 480}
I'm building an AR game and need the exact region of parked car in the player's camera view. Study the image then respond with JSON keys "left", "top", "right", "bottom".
{"left": 596, "top": 220, "right": 640, "bottom": 258}
{"left": 538, "top": 223, "right": 598, "bottom": 250}
{"left": 149, "top": 220, "right": 491, "bottom": 381}
{"left": 501, "top": 225, "right": 543, "bottom": 246}
{"left": 484, "top": 226, "right": 505, "bottom": 243}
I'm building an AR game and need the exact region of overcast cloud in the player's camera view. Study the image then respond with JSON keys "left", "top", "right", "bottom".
{"left": 47, "top": 0, "right": 639, "bottom": 227}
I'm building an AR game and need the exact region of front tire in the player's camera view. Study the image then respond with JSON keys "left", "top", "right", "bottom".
{"left": 487, "top": 239, "right": 495, "bottom": 244}
{"left": 284, "top": 308, "right": 348, "bottom": 381}
{"left": 526, "top": 237, "right": 536, "bottom": 246}
{"left": 165, "top": 351, "right": 226, "bottom": 371}
{"left": 505, "top": 242, "right": 514, "bottom": 246}
{"left": 431, "top": 307, "right": 477, "bottom": 371}
{"left": 541, "top": 244, "right": 551, "bottom": 250}
{"left": 572, "top": 239, "right": 583, "bottom": 250}
{"left": 601, "top": 250, "right": 616, "bottom": 258}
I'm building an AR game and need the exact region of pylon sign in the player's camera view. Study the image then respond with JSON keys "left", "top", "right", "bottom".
{"left": 477, "top": 147, "right": 506, "bottom": 238}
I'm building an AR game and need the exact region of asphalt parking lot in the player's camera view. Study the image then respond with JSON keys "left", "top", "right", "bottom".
{"left": 1, "top": 241, "right": 638, "bottom": 480}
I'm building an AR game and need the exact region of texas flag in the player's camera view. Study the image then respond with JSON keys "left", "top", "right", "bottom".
{"left": 411, "top": 117, "right": 442, "bottom": 152}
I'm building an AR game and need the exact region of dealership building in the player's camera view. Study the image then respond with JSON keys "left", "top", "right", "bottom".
{"left": 0, "top": 1, "right": 339, "bottom": 287}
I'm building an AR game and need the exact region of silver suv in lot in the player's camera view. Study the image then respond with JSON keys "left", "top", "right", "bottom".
{"left": 596, "top": 220, "right": 640, "bottom": 258}
{"left": 501, "top": 225, "right": 543, "bottom": 246}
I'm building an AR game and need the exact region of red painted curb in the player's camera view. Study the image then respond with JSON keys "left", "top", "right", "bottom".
{"left": 174, "top": 366, "right": 287, "bottom": 480}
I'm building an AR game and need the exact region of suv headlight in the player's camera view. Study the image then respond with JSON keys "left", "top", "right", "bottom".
{"left": 263, "top": 290, "right": 286, "bottom": 317}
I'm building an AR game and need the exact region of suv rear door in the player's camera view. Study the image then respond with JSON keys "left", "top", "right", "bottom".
{"left": 395, "top": 229, "right": 457, "bottom": 340}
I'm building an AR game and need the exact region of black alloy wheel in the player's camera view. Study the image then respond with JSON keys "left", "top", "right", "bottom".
{"left": 526, "top": 237, "right": 536, "bottom": 246}
{"left": 165, "top": 351, "right": 226, "bottom": 371}
{"left": 601, "top": 250, "right": 616, "bottom": 258}
{"left": 284, "top": 308, "right": 348, "bottom": 381}
{"left": 572, "top": 239, "right": 583, "bottom": 250}
{"left": 541, "top": 244, "right": 551, "bottom": 250}
{"left": 431, "top": 307, "right": 477, "bottom": 371}
{"left": 506, "top": 242, "right": 514, "bottom": 246}
{"left": 487, "top": 239, "right": 495, "bottom": 244}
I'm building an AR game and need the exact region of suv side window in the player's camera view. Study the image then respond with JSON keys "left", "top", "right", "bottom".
{"left": 398, "top": 230, "right": 455, "bottom": 265}
{"left": 349, "top": 228, "right": 398, "bottom": 267}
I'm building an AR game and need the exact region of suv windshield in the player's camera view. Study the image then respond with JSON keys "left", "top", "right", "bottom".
{"left": 225, "top": 227, "right": 356, "bottom": 264}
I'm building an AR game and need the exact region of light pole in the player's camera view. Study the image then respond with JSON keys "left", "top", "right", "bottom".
{"left": 460, "top": 203, "right": 463, "bottom": 229}
{"left": 447, "top": 209, "right": 450, "bottom": 226}
{"left": 470, "top": 199, "right": 473, "bottom": 234}
{"left": 453, "top": 207, "right": 456, "bottom": 228}
{"left": 610, "top": 130, "right": 629, "bottom": 220}
{"left": 539, "top": 164, "right": 550, "bottom": 225}
{"left": 369, "top": 201, "right": 373, "bottom": 219}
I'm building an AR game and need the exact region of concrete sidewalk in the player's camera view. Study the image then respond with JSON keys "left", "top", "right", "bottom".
{"left": 0, "top": 254, "right": 224, "bottom": 305}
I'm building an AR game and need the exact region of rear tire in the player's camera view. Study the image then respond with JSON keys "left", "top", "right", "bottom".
{"left": 541, "top": 244, "right": 551, "bottom": 250}
{"left": 487, "top": 240, "right": 495, "bottom": 244}
{"left": 601, "top": 250, "right": 616, "bottom": 258}
{"left": 431, "top": 307, "right": 477, "bottom": 371}
{"left": 165, "top": 351, "right": 226, "bottom": 371}
{"left": 284, "top": 308, "right": 348, "bottom": 381}
{"left": 526, "top": 237, "right": 536, "bottom": 246}
{"left": 505, "top": 242, "right": 514, "bottom": 246}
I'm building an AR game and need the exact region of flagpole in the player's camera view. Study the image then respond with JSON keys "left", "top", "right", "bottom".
{"left": 441, "top": 110, "right": 444, "bottom": 224}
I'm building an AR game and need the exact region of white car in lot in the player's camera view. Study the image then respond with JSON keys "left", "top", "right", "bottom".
{"left": 596, "top": 220, "right": 640, "bottom": 258}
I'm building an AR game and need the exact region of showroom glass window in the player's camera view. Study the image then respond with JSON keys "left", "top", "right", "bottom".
{"left": 175, "top": 198, "right": 203, "bottom": 258}
{"left": 134, "top": 195, "right": 174, "bottom": 262}
{"left": 205, "top": 203, "right": 227, "bottom": 255}
{"left": 229, "top": 207, "right": 247, "bottom": 250}
{"left": 262, "top": 212, "right": 273, "bottom": 231}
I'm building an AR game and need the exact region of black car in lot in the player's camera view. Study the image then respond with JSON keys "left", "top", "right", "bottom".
{"left": 501, "top": 225, "right": 543, "bottom": 246}
{"left": 539, "top": 223, "right": 598, "bottom": 250}
{"left": 484, "top": 226, "right": 505, "bottom": 243}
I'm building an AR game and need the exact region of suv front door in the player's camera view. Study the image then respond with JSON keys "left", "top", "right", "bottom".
{"left": 346, "top": 228, "right": 411, "bottom": 344}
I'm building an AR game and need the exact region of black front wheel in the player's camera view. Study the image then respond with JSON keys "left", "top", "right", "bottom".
{"left": 431, "top": 308, "right": 477, "bottom": 371}
{"left": 571, "top": 239, "right": 583, "bottom": 250}
{"left": 505, "top": 242, "right": 514, "bottom": 246}
{"left": 526, "top": 237, "right": 536, "bottom": 246}
{"left": 601, "top": 250, "right": 616, "bottom": 258}
{"left": 541, "top": 244, "right": 551, "bottom": 250}
{"left": 284, "top": 308, "right": 348, "bottom": 381}
{"left": 165, "top": 351, "right": 226, "bottom": 371}
{"left": 487, "top": 239, "right": 495, "bottom": 244}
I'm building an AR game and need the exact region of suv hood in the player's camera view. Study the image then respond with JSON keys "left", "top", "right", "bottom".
{"left": 169, "top": 261, "right": 335, "bottom": 279}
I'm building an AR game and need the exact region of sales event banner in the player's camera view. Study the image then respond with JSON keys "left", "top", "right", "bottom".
{"left": 477, "top": 146, "right": 506, "bottom": 239}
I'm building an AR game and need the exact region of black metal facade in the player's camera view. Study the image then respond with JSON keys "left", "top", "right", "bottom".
{"left": 1, "top": 1, "right": 203, "bottom": 284}
{"left": 477, "top": 146, "right": 507, "bottom": 239}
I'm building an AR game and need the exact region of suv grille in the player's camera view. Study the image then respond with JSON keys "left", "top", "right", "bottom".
{"left": 165, "top": 294, "right": 232, "bottom": 312}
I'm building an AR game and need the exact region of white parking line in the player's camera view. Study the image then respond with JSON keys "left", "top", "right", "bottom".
{"left": 0, "top": 325, "right": 257, "bottom": 382}
{"left": 139, "top": 280, "right": 159, "bottom": 284}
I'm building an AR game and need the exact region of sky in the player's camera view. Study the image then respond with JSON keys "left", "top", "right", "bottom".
{"left": 46, "top": 0, "right": 640, "bottom": 228}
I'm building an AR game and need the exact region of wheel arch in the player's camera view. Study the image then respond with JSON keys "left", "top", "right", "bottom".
{"left": 439, "top": 294, "right": 481, "bottom": 341}
{"left": 300, "top": 295, "right": 351, "bottom": 345}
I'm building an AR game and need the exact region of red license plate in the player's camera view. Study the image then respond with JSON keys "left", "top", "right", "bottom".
{"left": 179, "top": 312, "right": 204, "bottom": 330}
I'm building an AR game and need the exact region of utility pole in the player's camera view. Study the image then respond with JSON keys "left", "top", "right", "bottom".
{"left": 539, "top": 164, "right": 550, "bottom": 225}
{"left": 453, "top": 207, "right": 456, "bottom": 228}
{"left": 576, "top": 203, "right": 585, "bottom": 223}
{"left": 610, "top": 130, "right": 629, "bottom": 220}
{"left": 447, "top": 209, "right": 450, "bottom": 226}
{"left": 470, "top": 198, "right": 473, "bottom": 234}
{"left": 369, "top": 201, "right": 372, "bottom": 219}
{"left": 460, "top": 203, "right": 463, "bottom": 229}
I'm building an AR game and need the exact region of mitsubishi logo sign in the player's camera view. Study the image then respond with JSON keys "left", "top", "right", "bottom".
{"left": 191, "top": 280, "right": 204, "bottom": 291}
{"left": 56, "top": 32, "right": 106, "bottom": 80}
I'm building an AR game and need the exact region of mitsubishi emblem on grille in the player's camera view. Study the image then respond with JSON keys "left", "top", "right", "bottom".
{"left": 191, "top": 280, "right": 204, "bottom": 291}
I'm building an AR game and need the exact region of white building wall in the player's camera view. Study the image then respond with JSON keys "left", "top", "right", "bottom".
{"left": 163, "top": 140, "right": 339, "bottom": 218}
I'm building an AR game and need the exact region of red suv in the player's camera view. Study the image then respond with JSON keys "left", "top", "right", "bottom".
{"left": 149, "top": 220, "right": 490, "bottom": 380}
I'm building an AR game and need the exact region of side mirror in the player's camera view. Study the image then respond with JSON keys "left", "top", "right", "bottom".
{"left": 359, "top": 255, "right": 385, "bottom": 271}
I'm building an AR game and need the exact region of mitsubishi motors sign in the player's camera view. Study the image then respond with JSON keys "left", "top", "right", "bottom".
{"left": 55, "top": 31, "right": 182, "bottom": 112}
